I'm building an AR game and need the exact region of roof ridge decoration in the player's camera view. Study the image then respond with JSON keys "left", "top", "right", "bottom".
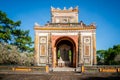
{"left": 51, "top": 6, "right": 78, "bottom": 12}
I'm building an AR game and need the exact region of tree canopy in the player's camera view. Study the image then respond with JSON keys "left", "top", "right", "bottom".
{"left": 0, "top": 11, "right": 34, "bottom": 66}
{"left": 0, "top": 11, "right": 33, "bottom": 52}
{"left": 97, "top": 44, "right": 120, "bottom": 65}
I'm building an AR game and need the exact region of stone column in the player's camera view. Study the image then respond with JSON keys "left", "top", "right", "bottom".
{"left": 78, "top": 32, "right": 82, "bottom": 66}
{"left": 93, "top": 32, "right": 97, "bottom": 65}
{"left": 48, "top": 33, "right": 52, "bottom": 66}
{"left": 53, "top": 47, "right": 56, "bottom": 68}
{"left": 34, "top": 32, "right": 39, "bottom": 66}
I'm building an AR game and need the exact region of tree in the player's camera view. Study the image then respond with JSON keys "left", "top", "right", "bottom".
{"left": 12, "top": 29, "right": 33, "bottom": 52}
{"left": 113, "top": 44, "right": 120, "bottom": 64}
{"left": 0, "top": 43, "right": 34, "bottom": 66}
{"left": 0, "top": 11, "right": 33, "bottom": 52}
{"left": 0, "top": 11, "right": 34, "bottom": 66}
{"left": 104, "top": 48, "right": 115, "bottom": 65}
{"left": 0, "top": 43, "right": 20, "bottom": 65}
{"left": 0, "top": 43, "right": 9, "bottom": 64}
{"left": 0, "top": 11, "right": 21, "bottom": 43}
{"left": 97, "top": 44, "right": 120, "bottom": 65}
{"left": 97, "top": 50, "right": 106, "bottom": 65}
{"left": 7, "top": 45, "right": 20, "bottom": 65}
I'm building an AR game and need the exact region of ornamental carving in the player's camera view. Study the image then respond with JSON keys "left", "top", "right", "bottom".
{"left": 40, "top": 37, "right": 46, "bottom": 43}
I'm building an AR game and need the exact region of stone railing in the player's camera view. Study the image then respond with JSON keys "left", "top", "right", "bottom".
{"left": 46, "top": 23, "right": 95, "bottom": 28}
{"left": 47, "top": 23, "right": 82, "bottom": 27}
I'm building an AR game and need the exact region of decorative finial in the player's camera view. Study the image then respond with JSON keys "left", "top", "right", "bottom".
{"left": 51, "top": 6, "right": 55, "bottom": 10}
{"left": 34, "top": 22, "right": 40, "bottom": 26}
{"left": 63, "top": 7, "right": 66, "bottom": 10}
{"left": 57, "top": 7, "right": 61, "bottom": 10}
{"left": 75, "top": 6, "right": 78, "bottom": 9}
{"left": 69, "top": 7, "right": 73, "bottom": 10}
{"left": 80, "top": 21, "right": 83, "bottom": 26}
{"left": 91, "top": 23, "right": 96, "bottom": 26}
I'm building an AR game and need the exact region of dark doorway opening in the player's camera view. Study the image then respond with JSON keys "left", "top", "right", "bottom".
{"left": 56, "top": 39, "right": 74, "bottom": 67}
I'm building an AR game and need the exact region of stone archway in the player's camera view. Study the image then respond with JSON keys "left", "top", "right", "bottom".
{"left": 54, "top": 37, "right": 76, "bottom": 67}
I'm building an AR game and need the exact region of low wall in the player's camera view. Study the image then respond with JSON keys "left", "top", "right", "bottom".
{"left": 98, "top": 65, "right": 120, "bottom": 72}
{"left": 0, "top": 65, "right": 120, "bottom": 73}
{"left": 0, "top": 66, "right": 46, "bottom": 72}
{"left": 84, "top": 65, "right": 120, "bottom": 73}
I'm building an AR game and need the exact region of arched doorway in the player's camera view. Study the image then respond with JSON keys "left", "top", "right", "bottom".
{"left": 55, "top": 37, "right": 76, "bottom": 67}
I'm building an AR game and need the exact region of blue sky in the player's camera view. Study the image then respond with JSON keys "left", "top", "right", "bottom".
{"left": 0, "top": 0, "right": 120, "bottom": 50}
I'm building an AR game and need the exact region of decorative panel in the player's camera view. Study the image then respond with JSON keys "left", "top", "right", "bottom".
{"left": 83, "top": 36, "right": 91, "bottom": 57}
{"left": 85, "top": 45, "right": 90, "bottom": 56}
{"left": 39, "top": 57, "right": 46, "bottom": 63}
{"left": 84, "top": 37, "right": 90, "bottom": 44}
{"left": 84, "top": 58, "right": 91, "bottom": 65}
{"left": 40, "top": 45, "right": 46, "bottom": 56}
{"left": 40, "top": 37, "right": 47, "bottom": 43}
{"left": 82, "top": 36, "right": 91, "bottom": 65}
{"left": 39, "top": 36, "right": 48, "bottom": 64}
{"left": 39, "top": 36, "right": 47, "bottom": 56}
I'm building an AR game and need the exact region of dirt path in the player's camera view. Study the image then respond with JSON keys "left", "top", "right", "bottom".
{"left": 0, "top": 72, "right": 120, "bottom": 80}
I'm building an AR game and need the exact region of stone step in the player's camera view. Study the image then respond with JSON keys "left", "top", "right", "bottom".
{"left": 53, "top": 67, "right": 75, "bottom": 72}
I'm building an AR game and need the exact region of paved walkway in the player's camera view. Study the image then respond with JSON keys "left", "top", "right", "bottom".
{"left": 0, "top": 71, "right": 120, "bottom": 80}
